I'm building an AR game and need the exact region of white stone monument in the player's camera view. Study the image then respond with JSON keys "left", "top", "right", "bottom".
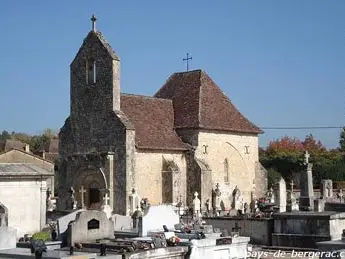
{"left": 277, "top": 177, "right": 286, "bottom": 213}
{"left": 129, "top": 188, "right": 141, "bottom": 215}
{"left": 101, "top": 192, "right": 112, "bottom": 219}
{"left": 193, "top": 191, "right": 201, "bottom": 218}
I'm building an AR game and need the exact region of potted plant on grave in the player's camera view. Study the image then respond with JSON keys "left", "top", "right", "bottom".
{"left": 167, "top": 236, "right": 181, "bottom": 246}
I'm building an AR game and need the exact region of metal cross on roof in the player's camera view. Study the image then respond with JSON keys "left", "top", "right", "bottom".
{"left": 183, "top": 53, "right": 193, "bottom": 72}
{"left": 91, "top": 15, "right": 97, "bottom": 32}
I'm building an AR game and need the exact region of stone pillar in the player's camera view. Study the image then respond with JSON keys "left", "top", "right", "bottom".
{"left": 299, "top": 163, "right": 314, "bottom": 211}
{"left": 40, "top": 182, "right": 47, "bottom": 230}
{"left": 277, "top": 177, "right": 286, "bottom": 213}
{"left": 106, "top": 153, "right": 115, "bottom": 211}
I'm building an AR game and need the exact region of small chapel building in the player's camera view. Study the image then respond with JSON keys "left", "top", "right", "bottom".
{"left": 58, "top": 16, "right": 267, "bottom": 215}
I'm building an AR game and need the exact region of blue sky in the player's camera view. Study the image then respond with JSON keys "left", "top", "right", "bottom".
{"left": 1, "top": 1, "right": 344, "bottom": 148}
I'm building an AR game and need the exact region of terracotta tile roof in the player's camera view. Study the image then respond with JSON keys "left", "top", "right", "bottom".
{"left": 155, "top": 70, "right": 263, "bottom": 134}
{"left": 0, "top": 140, "right": 26, "bottom": 152}
{"left": 39, "top": 139, "right": 59, "bottom": 153}
{"left": 120, "top": 94, "right": 188, "bottom": 151}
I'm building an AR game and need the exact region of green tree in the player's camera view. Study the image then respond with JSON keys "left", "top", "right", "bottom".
{"left": 0, "top": 130, "right": 10, "bottom": 140}
{"left": 339, "top": 127, "right": 345, "bottom": 152}
{"left": 260, "top": 134, "right": 343, "bottom": 188}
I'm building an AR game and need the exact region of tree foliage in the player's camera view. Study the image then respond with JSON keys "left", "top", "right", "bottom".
{"left": 261, "top": 134, "right": 345, "bottom": 188}
{"left": 339, "top": 127, "right": 345, "bottom": 152}
{"left": 0, "top": 128, "right": 58, "bottom": 153}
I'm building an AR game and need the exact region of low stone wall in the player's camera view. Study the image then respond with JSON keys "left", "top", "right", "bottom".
{"left": 204, "top": 217, "right": 274, "bottom": 246}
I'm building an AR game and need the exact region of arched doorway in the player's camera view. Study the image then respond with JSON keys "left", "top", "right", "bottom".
{"left": 74, "top": 168, "right": 106, "bottom": 210}
{"left": 89, "top": 181, "right": 101, "bottom": 206}
{"left": 0, "top": 202, "right": 8, "bottom": 227}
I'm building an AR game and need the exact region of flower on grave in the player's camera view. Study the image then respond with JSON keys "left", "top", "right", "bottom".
{"left": 168, "top": 236, "right": 180, "bottom": 245}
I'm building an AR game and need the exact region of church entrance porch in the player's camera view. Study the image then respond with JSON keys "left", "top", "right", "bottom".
{"left": 74, "top": 168, "right": 107, "bottom": 210}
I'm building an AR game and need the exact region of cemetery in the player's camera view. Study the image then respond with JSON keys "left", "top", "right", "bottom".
{"left": 0, "top": 9, "right": 344, "bottom": 259}
{"left": 2, "top": 150, "right": 345, "bottom": 258}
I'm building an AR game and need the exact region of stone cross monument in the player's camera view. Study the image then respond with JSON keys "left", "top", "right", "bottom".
{"left": 299, "top": 151, "right": 314, "bottom": 211}
{"left": 193, "top": 191, "right": 201, "bottom": 218}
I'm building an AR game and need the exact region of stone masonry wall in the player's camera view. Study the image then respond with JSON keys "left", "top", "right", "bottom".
{"left": 134, "top": 150, "right": 187, "bottom": 206}
{"left": 59, "top": 31, "right": 134, "bottom": 215}
{"left": 195, "top": 130, "right": 259, "bottom": 206}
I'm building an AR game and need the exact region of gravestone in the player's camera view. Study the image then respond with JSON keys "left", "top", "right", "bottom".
{"left": 314, "top": 199, "right": 325, "bottom": 212}
{"left": 110, "top": 214, "right": 133, "bottom": 231}
{"left": 66, "top": 187, "right": 77, "bottom": 210}
{"left": 78, "top": 185, "right": 87, "bottom": 209}
{"left": 339, "top": 189, "right": 344, "bottom": 203}
{"left": 193, "top": 191, "right": 201, "bottom": 218}
{"left": 321, "top": 179, "right": 333, "bottom": 199}
{"left": 67, "top": 210, "right": 114, "bottom": 246}
{"left": 129, "top": 188, "right": 141, "bottom": 216}
{"left": 0, "top": 226, "right": 16, "bottom": 250}
{"left": 286, "top": 180, "right": 297, "bottom": 212}
{"left": 212, "top": 183, "right": 222, "bottom": 215}
{"left": 299, "top": 151, "right": 314, "bottom": 211}
{"left": 232, "top": 186, "right": 243, "bottom": 211}
{"left": 139, "top": 205, "right": 179, "bottom": 237}
{"left": 101, "top": 192, "right": 112, "bottom": 219}
{"left": 56, "top": 209, "right": 85, "bottom": 243}
{"left": 277, "top": 177, "right": 286, "bottom": 213}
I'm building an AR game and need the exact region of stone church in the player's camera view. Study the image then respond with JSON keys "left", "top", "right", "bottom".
{"left": 58, "top": 16, "right": 267, "bottom": 215}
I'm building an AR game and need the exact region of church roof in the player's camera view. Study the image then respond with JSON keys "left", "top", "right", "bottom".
{"left": 155, "top": 70, "right": 263, "bottom": 134}
{"left": 120, "top": 94, "right": 189, "bottom": 151}
{"left": 0, "top": 140, "right": 26, "bottom": 152}
{"left": 0, "top": 163, "right": 54, "bottom": 177}
{"left": 39, "top": 139, "right": 59, "bottom": 153}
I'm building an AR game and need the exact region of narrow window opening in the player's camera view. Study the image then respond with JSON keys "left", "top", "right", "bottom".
{"left": 224, "top": 158, "right": 229, "bottom": 182}
{"left": 87, "top": 59, "right": 96, "bottom": 84}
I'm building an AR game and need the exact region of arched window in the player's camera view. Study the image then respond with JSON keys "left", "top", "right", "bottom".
{"left": 86, "top": 59, "right": 96, "bottom": 84}
{"left": 224, "top": 158, "right": 229, "bottom": 182}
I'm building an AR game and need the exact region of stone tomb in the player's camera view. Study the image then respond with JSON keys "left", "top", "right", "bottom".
{"left": 56, "top": 209, "right": 85, "bottom": 244}
{"left": 67, "top": 210, "right": 114, "bottom": 246}
{"left": 139, "top": 205, "right": 179, "bottom": 237}
{"left": 0, "top": 226, "right": 16, "bottom": 250}
{"left": 272, "top": 211, "right": 345, "bottom": 248}
{"left": 111, "top": 214, "right": 134, "bottom": 231}
{"left": 188, "top": 236, "right": 250, "bottom": 259}
{"left": 317, "top": 230, "right": 345, "bottom": 259}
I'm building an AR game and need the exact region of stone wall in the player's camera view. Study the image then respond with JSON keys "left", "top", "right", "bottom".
{"left": 204, "top": 217, "right": 274, "bottom": 246}
{"left": 0, "top": 179, "right": 47, "bottom": 238}
{"left": 254, "top": 162, "right": 268, "bottom": 199}
{"left": 195, "top": 130, "right": 259, "bottom": 206}
{"left": 135, "top": 150, "right": 187, "bottom": 206}
{"left": 59, "top": 31, "right": 135, "bottom": 215}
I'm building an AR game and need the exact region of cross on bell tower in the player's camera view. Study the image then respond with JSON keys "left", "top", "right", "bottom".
{"left": 91, "top": 15, "right": 97, "bottom": 32}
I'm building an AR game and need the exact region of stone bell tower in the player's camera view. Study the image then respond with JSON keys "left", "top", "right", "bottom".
{"left": 69, "top": 15, "right": 121, "bottom": 153}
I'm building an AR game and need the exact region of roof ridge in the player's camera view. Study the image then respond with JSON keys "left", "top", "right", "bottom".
{"left": 121, "top": 93, "right": 173, "bottom": 102}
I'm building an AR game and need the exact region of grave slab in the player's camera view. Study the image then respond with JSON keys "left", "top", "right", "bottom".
{"left": 0, "top": 227, "right": 16, "bottom": 250}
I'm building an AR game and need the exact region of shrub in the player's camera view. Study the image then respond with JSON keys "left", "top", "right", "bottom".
{"left": 32, "top": 232, "right": 50, "bottom": 242}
